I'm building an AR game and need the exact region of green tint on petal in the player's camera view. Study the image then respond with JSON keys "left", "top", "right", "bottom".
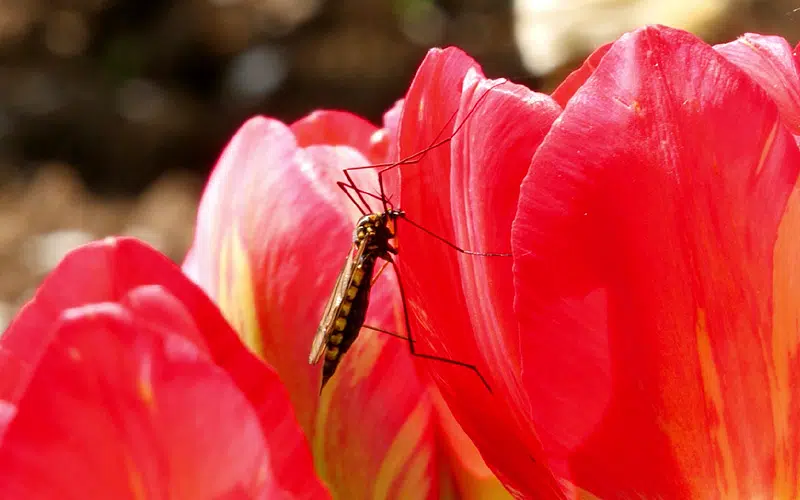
{"left": 217, "top": 225, "right": 264, "bottom": 358}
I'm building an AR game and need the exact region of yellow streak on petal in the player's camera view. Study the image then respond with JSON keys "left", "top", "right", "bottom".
{"left": 770, "top": 187, "right": 800, "bottom": 496}
{"left": 311, "top": 329, "right": 393, "bottom": 496}
{"left": 429, "top": 385, "right": 511, "bottom": 500}
{"left": 312, "top": 376, "right": 335, "bottom": 486}
{"left": 346, "top": 330, "right": 387, "bottom": 388}
{"left": 217, "top": 225, "right": 264, "bottom": 358}
{"left": 695, "top": 309, "right": 739, "bottom": 498}
{"left": 125, "top": 450, "right": 147, "bottom": 500}
{"left": 67, "top": 347, "right": 81, "bottom": 362}
{"left": 137, "top": 369, "right": 155, "bottom": 412}
{"left": 373, "top": 399, "right": 433, "bottom": 499}
{"left": 394, "top": 443, "right": 432, "bottom": 500}
{"left": 574, "top": 487, "right": 602, "bottom": 500}
{"left": 754, "top": 119, "right": 778, "bottom": 177}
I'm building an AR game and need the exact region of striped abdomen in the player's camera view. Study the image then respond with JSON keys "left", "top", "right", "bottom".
{"left": 321, "top": 252, "right": 378, "bottom": 388}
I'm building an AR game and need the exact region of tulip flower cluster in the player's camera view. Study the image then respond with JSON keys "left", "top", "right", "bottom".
{"left": 1, "top": 25, "right": 798, "bottom": 499}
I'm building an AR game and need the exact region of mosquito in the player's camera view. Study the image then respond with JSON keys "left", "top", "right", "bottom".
{"left": 308, "top": 79, "right": 510, "bottom": 393}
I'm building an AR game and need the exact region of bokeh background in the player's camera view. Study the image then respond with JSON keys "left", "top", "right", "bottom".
{"left": 0, "top": 0, "right": 797, "bottom": 328}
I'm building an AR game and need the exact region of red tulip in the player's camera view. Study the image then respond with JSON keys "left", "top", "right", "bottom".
{"left": 392, "top": 26, "right": 800, "bottom": 498}
{"left": 183, "top": 49, "right": 532, "bottom": 497}
{"left": 10, "top": 23, "right": 793, "bottom": 500}
{"left": 0, "top": 238, "right": 327, "bottom": 499}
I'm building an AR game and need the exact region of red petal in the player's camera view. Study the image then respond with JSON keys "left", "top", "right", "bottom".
{"left": 187, "top": 118, "right": 361, "bottom": 427}
{"left": 513, "top": 25, "right": 800, "bottom": 497}
{"left": 715, "top": 34, "right": 800, "bottom": 134}
{"left": 551, "top": 42, "right": 613, "bottom": 107}
{"left": 378, "top": 98, "right": 404, "bottom": 162}
{"left": 392, "top": 47, "right": 565, "bottom": 496}
{"left": 1, "top": 238, "right": 326, "bottom": 498}
{"left": 291, "top": 110, "right": 387, "bottom": 164}
{"left": 188, "top": 115, "right": 463, "bottom": 495}
{"left": 430, "top": 388, "right": 512, "bottom": 499}
{"left": 0, "top": 304, "right": 279, "bottom": 498}
{"left": 0, "top": 238, "right": 192, "bottom": 404}
{"left": 313, "top": 299, "right": 443, "bottom": 498}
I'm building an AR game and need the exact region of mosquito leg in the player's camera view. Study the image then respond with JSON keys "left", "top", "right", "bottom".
{"left": 342, "top": 159, "right": 511, "bottom": 257}
{"left": 340, "top": 81, "right": 510, "bottom": 239}
{"left": 396, "top": 214, "right": 511, "bottom": 257}
{"left": 397, "top": 78, "right": 507, "bottom": 160}
{"left": 345, "top": 156, "right": 425, "bottom": 213}
{"left": 344, "top": 146, "right": 429, "bottom": 173}
{"left": 341, "top": 168, "right": 374, "bottom": 213}
{"left": 336, "top": 181, "right": 369, "bottom": 215}
{"left": 336, "top": 180, "right": 392, "bottom": 215}
{"left": 361, "top": 324, "right": 409, "bottom": 341}
{"left": 371, "top": 259, "right": 390, "bottom": 285}
{"left": 344, "top": 149, "right": 427, "bottom": 213}
{"left": 337, "top": 181, "right": 386, "bottom": 205}
{"left": 386, "top": 254, "right": 492, "bottom": 393}
{"left": 342, "top": 173, "right": 510, "bottom": 257}
{"left": 347, "top": 79, "right": 509, "bottom": 182}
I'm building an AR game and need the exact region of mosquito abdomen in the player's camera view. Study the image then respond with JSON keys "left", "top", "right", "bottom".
{"left": 320, "top": 253, "right": 378, "bottom": 389}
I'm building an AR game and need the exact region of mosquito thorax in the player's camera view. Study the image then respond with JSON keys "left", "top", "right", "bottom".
{"left": 353, "top": 213, "right": 380, "bottom": 243}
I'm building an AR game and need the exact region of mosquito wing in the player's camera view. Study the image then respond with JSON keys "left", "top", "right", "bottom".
{"left": 308, "top": 238, "right": 367, "bottom": 364}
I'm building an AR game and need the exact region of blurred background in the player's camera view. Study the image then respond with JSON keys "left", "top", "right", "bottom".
{"left": 0, "top": 0, "right": 797, "bottom": 328}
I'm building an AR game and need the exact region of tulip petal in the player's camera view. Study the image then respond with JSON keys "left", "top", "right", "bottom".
{"left": 291, "top": 110, "right": 387, "bottom": 165}
{"left": 715, "top": 33, "right": 800, "bottom": 134}
{"left": 392, "top": 47, "right": 565, "bottom": 497}
{"left": 430, "top": 388, "right": 513, "bottom": 500}
{"left": 291, "top": 110, "right": 376, "bottom": 150}
{"left": 513, "top": 25, "right": 800, "bottom": 497}
{"left": 291, "top": 111, "right": 391, "bottom": 206}
{"left": 450, "top": 70, "right": 562, "bottom": 377}
{"left": 0, "top": 238, "right": 326, "bottom": 498}
{"left": 0, "top": 238, "right": 197, "bottom": 404}
{"left": 0, "top": 304, "right": 279, "bottom": 499}
{"left": 313, "top": 306, "right": 442, "bottom": 499}
{"left": 187, "top": 118, "right": 362, "bottom": 427}
{"left": 189, "top": 116, "right": 468, "bottom": 496}
{"left": 551, "top": 42, "right": 613, "bottom": 108}
{"left": 769, "top": 183, "right": 800, "bottom": 498}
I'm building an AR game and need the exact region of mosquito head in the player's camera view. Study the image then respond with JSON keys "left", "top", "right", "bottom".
{"left": 386, "top": 209, "right": 404, "bottom": 220}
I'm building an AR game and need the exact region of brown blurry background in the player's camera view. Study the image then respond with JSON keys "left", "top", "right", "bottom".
{"left": 0, "top": 0, "right": 797, "bottom": 328}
